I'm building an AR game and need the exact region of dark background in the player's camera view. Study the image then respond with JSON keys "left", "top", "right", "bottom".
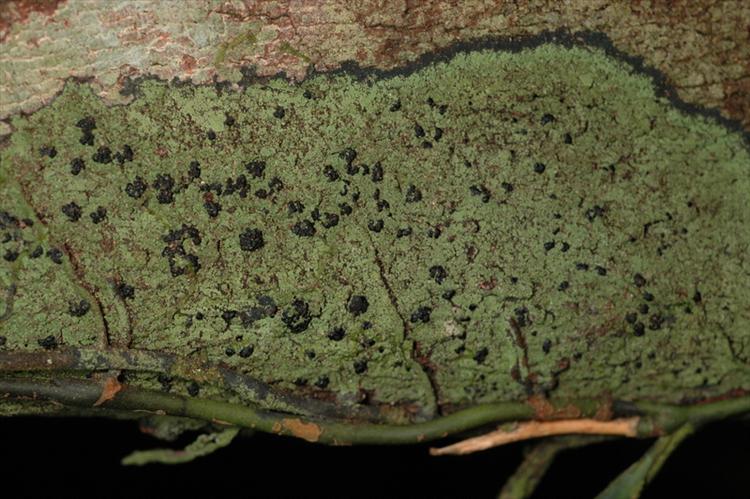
{"left": 1, "top": 417, "right": 748, "bottom": 498}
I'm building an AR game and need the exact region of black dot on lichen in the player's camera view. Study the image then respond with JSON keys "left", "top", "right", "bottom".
{"left": 207, "top": 130, "right": 216, "bottom": 141}
{"left": 70, "top": 158, "right": 85, "bottom": 175}
{"left": 469, "top": 185, "right": 491, "bottom": 203}
{"left": 314, "top": 376, "right": 329, "bottom": 389}
{"left": 92, "top": 146, "right": 112, "bottom": 164}
{"left": 410, "top": 306, "right": 431, "bottom": 324}
{"left": 405, "top": 185, "right": 422, "bottom": 203}
{"left": 239, "top": 345, "right": 254, "bottom": 358}
{"left": 327, "top": 327, "right": 346, "bottom": 341}
{"left": 633, "top": 322, "right": 646, "bottom": 337}
{"left": 353, "top": 359, "right": 368, "bottom": 374}
{"left": 239, "top": 228, "right": 264, "bottom": 252}
{"left": 188, "top": 160, "right": 201, "bottom": 179}
{"left": 187, "top": 382, "right": 200, "bottom": 396}
{"left": 586, "top": 205, "right": 605, "bottom": 222}
{"left": 3, "top": 250, "right": 19, "bottom": 262}
{"left": 90, "top": 207, "right": 107, "bottom": 224}
{"left": 347, "top": 295, "right": 369, "bottom": 316}
{"left": 125, "top": 176, "right": 147, "bottom": 199}
{"left": 292, "top": 220, "right": 316, "bottom": 237}
{"left": 281, "top": 298, "right": 312, "bottom": 333}
{"left": 473, "top": 347, "right": 488, "bottom": 364}
{"left": 542, "top": 339, "right": 552, "bottom": 354}
{"left": 428, "top": 265, "right": 448, "bottom": 284}
{"left": 204, "top": 200, "right": 221, "bottom": 218}
{"left": 541, "top": 113, "right": 556, "bottom": 125}
{"left": 368, "top": 219, "right": 384, "bottom": 233}
{"left": 39, "top": 145, "right": 57, "bottom": 158}
{"left": 371, "top": 162, "right": 384, "bottom": 182}
{"left": 321, "top": 213, "right": 339, "bottom": 228}
{"left": 47, "top": 247, "right": 63, "bottom": 264}
{"left": 246, "top": 160, "right": 266, "bottom": 178}
{"left": 115, "top": 282, "right": 135, "bottom": 300}
{"left": 68, "top": 299, "right": 90, "bottom": 317}
{"left": 38, "top": 335, "right": 58, "bottom": 350}
{"left": 533, "top": 162, "right": 546, "bottom": 174}
{"left": 61, "top": 202, "right": 82, "bottom": 222}
{"left": 273, "top": 106, "right": 286, "bottom": 119}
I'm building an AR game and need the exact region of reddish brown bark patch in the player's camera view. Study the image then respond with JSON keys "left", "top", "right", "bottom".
{"left": 0, "top": 0, "right": 65, "bottom": 41}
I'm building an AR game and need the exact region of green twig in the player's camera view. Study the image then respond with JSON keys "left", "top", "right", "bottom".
{"left": 595, "top": 424, "right": 694, "bottom": 499}
{"left": 122, "top": 427, "right": 241, "bottom": 466}
{"left": 498, "top": 436, "right": 611, "bottom": 499}
{"left": 1, "top": 376, "right": 749, "bottom": 447}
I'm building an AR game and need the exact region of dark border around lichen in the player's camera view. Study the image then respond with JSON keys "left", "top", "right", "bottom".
{"left": 2, "top": 28, "right": 748, "bottom": 149}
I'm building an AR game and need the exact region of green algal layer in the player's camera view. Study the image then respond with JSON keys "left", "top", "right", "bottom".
{"left": 1, "top": 43, "right": 748, "bottom": 419}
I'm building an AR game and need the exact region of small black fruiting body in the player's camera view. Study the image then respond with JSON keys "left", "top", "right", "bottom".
{"left": 70, "top": 158, "right": 85, "bottom": 175}
{"left": 39, "top": 145, "right": 57, "bottom": 158}
{"left": 347, "top": 295, "right": 369, "bottom": 316}
{"left": 353, "top": 359, "right": 368, "bottom": 374}
{"left": 61, "top": 202, "right": 82, "bottom": 222}
{"left": 371, "top": 163, "right": 384, "bottom": 182}
{"left": 47, "top": 247, "right": 63, "bottom": 264}
{"left": 68, "top": 300, "right": 91, "bottom": 317}
{"left": 90, "top": 207, "right": 107, "bottom": 224}
{"left": 542, "top": 339, "right": 552, "bottom": 354}
{"left": 473, "top": 347, "right": 488, "bottom": 364}
{"left": 321, "top": 213, "right": 339, "bottom": 228}
{"left": 125, "top": 176, "right": 148, "bottom": 199}
{"left": 469, "top": 185, "right": 491, "bottom": 203}
{"left": 533, "top": 162, "right": 546, "bottom": 174}
{"left": 327, "top": 327, "right": 346, "bottom": 341}
{"left": 239, "top": 228, "right": 265, "bottom": 252}
{"left": 410, "top": 306, "right": 432, "bottom": 324}
{"left": 281, "top": 298, "right": 313, "bottom": 333}
{"left": 38, "top": 335, "right": 58, "bottom": 350}
{"left": 92, "top": 146, "right": 112, "bottom": 164}
{"left": 203, "top": 200, "right": 221, "bottom": 218}
{"left": 405, "top": 185, "right": 422, "bottom": 203}
{"left": 187, "top": 382, "right": 200, "bottom": 396}
{"left": 115, "top": 282, "right": 135, "bottom": 300}
{"left": 246, "top": 160, "right": 266, "bottom": 178}
{"left": 429, "top": 265, "right": 448, "bottom": 284}
{"left": 292, "top": 220, "right": 316, "bottom": 237}
{"left": 368, "top": 219, "right": 384, "bottom": 233}
{"left": 188, "top": 161, "right": 201, "bottom": 179}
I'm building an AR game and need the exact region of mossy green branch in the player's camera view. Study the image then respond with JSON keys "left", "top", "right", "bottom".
{"left": 1, "top": 376, "right": 748, "bottom": 447}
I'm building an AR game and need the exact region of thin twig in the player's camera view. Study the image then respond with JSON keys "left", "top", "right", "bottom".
{"left": 430, "top": 418, "right": 641, "bottom": 455}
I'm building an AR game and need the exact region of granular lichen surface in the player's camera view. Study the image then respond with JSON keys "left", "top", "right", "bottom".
{"left": 1, "top": 42, "right": 749, "bottom": 420}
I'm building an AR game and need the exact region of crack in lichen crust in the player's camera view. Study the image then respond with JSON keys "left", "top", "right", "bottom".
{"left": 1, "top": 40, "right": 749, "bottom": 419}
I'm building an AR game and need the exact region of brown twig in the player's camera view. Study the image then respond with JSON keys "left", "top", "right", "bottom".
{"left": 430, "top": 417, "right": 640, "bottom": 456}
